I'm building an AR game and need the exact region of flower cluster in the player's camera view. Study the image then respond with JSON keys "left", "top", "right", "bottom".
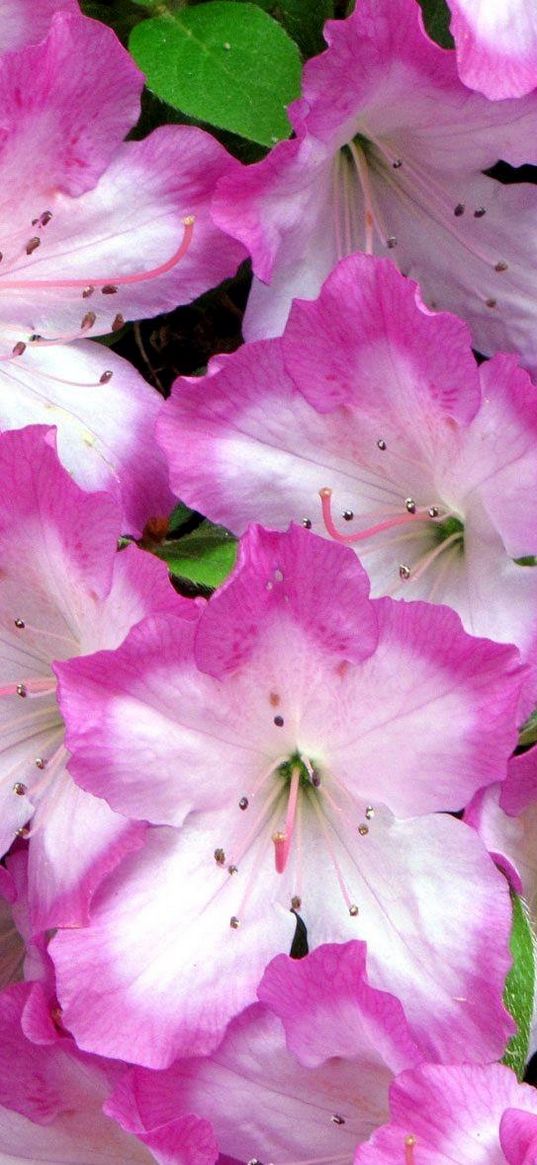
{"left": 1, "top": 1, "right": 537, "bottom": 1162}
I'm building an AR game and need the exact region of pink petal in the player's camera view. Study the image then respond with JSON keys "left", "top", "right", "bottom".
{"left": 27, "top": 773, "right": 147, "bottom": 933}
{"left": 0, "top": 0, "right": 78, "bottom": 52}
{"left": 283, "top": 255, "right": 480, "bottom": 422}
{"left": 0, "top": 11, "right": 142, "bottom": 199}
{"left": 447, "top": 0, "right": 537, "bottom": 98}
{"left": 0, "top": 341, "right": 174, "bottom": 536}
{"left": 108, "top": 1004, "right": 390, "bottom": 1159}
{"left": 355, "top": 1063, "right": 537, "bottom": 1163}
{"left": 0, "top": 127, "right": 245, "bottom": 353}
{"left": 52, "top": 824, "right": 296, "bottom": 1067}
{"left": 195, "top": 522, "right": 378, "bottom": 675}
{"left": 258, "top": 941, "right": 422, "bottom": 1071}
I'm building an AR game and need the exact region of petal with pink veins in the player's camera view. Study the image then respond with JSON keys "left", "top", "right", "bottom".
{"left": 0, "top": 339, "right": 174, "bottom": 536}
{"left": 0, "top": 11, "right": 142, "bottom": 201}
{"left": 0, "top": 426, "right": 191, "bottom": 929}
{"left": 447, "top": 0, "right": 537, "bottom": 98}
{"left": 354, "top": 1063, "right": 537, "bottom": 1164}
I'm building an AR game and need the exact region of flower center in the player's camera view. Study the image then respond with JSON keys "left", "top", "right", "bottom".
{"left": 319, "top": 485, "right": 465, "bottom": 592}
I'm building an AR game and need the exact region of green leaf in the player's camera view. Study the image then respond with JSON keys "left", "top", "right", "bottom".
{"left": 157, "top": 522, "right": 238, "bottom": 589}
{"left": 502, "top": 893, "right": 535, "bottom": 1079}
{"left": 417, "top": 0, "right": 454, "bottom": 49}
{"left": 129, "top": 2, "right": 302, "bottom": 145}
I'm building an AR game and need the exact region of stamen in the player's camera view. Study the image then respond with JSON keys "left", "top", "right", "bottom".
{"left": 405, "top": 1135, "right": 416, "bottom": 1164}
{"left": 0, "top": 677, "right": 56, "bottom": 699}
{"left": 347, "top": 140, "right": 393, "bottom": 254}
{"left": 406, "top": 531, "right": 461, "bottom": 582}
{"left": 273, "top": 765, "right": 300, "bottom": 874}
{"left": 0, "top": 216, "right": 195, "bottom": 292}
{"left": 319, "top": 488, "right": 432, "bottom": 545}
{"left": 310, "top": 797, "right": 358, "bottom": 917}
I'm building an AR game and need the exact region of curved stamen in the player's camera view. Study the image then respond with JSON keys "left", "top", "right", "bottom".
{"left": 0, "top": 216, "right": 195, "bottom": 292}
{"left": 319, "top": 487, "right": 434, "bottom": 544}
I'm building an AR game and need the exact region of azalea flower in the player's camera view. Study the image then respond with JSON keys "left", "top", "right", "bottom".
{"left": 214, "top": 0, "right": 537, "bottom": 372}
{"left": 107, "top": 942, "right": 424, "bottom": 1163}
{"left": 159, "top": 254, "right": 537, "bottom": 665}
{"left": 0, "top": 9, "right": 244, "bottom": 527}
{"left": 52, "top": 524, "right": 519, "bottom": 1066}
{"left": 353, "top": 1062, "right": 537, "bottom": 1164}
{"left": 0, "top": 425, "right": 194, "bottom": 934}
{"left": 447, "top": 0, "right": 537, "bottom": 99}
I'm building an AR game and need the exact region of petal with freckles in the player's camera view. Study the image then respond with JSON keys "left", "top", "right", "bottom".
{"left": 0, "top": 11, "right": 142, "bottom": 202}
{"left": 52, "top": 824, "right": 296, "bottom": 1067}
{"left": 0, "top": 127, "right": 245, "bottom": 352}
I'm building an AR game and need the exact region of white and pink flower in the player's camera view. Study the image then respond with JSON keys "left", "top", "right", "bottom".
{"left": 0, "top": 425, "right": 194, "bottom": 933}
{"left": 52, "top": 524, "right": 520, "bottom": 1066}
{"left": 214, "top": 0, "right": 537, "bottom": 372}
{"left": 159, "top": 254, "right": 537, "bottom": 668}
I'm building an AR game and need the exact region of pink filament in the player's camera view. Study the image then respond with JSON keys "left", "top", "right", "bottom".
{"left": 0, "top": 677, "right": 55, "bottom": 698}
{"left": 319, "top": 487, "right": 425, "bottom": 545}
{"left": 405, "top": 1136, "right": 416, "bottom": 1164}
{"left": 273, "top": 765, "right": 300, "bottom": 874}
{"left": 0, "top": 216, "right": 195, "bottom": 292}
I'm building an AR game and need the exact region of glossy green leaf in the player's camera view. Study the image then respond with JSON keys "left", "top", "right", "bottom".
{"left": 129, "top": 2, "right": 302, "bottom": 145}
{"left": 503, "top": 893, "right": 535, "bottom": 1080}
{"left": 157, "top": 522, "right": 237, "bottom": 589}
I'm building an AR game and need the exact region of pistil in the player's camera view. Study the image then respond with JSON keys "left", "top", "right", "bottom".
{"left": 272, "top": 764, "right": 300, "bottom": 874}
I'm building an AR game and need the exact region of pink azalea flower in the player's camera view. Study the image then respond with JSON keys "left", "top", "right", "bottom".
{"left": 0, "top": 10, "right": 244, "bottom": 348}
{"left": 354, "top": 1062, "right": 537, "bottom": 1163}
{"left": 447, "top": 0, "right": 537, "bottom": 99}
{"left": 106, "top": 942, "right": 424, "bottom": 1163}
{"left": 0, "top": 976, "right": 214, "bottom": 1164}
{"left": 0, "top": 10, "right": 244, "bottom": 526}
{"left": 0, "top": 424, "right": 194, "bottom": 934}
{"left": 52, "top": 524, "right": 520, "bottom": 1066}
{"left": 214, "top": 0, "right": 537, "bottom": 369}
{"left": 159, "top": 254, "right": 537, "bottom": 664}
